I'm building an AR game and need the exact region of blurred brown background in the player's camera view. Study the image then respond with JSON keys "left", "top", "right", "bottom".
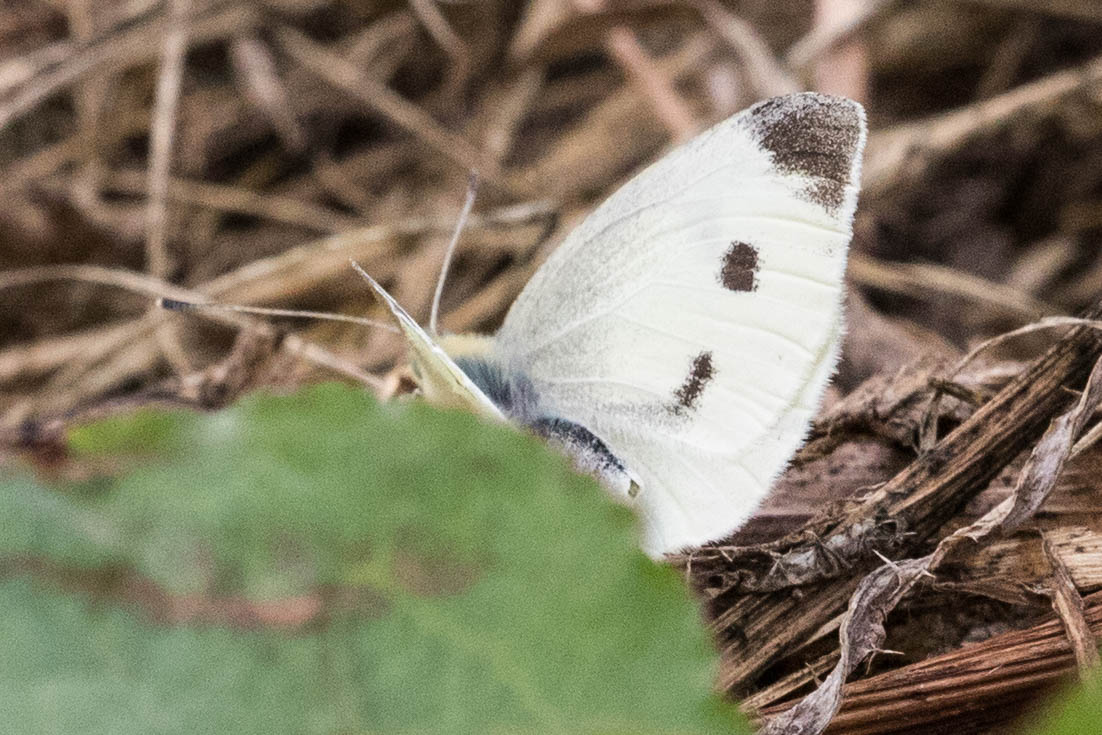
{"left": 2, "top": 2, "right": 1102, "bottom": 732}
{"left": 2, "top": 0, "right": 1100, "bottom": 428}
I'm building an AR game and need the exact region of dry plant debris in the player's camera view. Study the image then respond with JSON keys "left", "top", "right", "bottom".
{"left": 2, "top": 1, "right": 1102, "bottom": 733}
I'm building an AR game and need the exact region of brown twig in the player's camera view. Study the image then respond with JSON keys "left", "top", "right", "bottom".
{"left": 704, "top": 300, "right": 1102, "bottom": 694}
{"left": 603, "top": 25, "right": 698, "bottom": 142}
{"left": 761, "top": 353, "right": 1102, "bottom": 734}
{"left": 229, "top": 35, "right": 307, "bottom": 153}
{"left": 695, "top": 0, "right": 800, "bottom": 98}
{"left": 0, "top": 3, "right": 254, "bottom": 134}
{"left": 1043, "top": 532, "right": 1102, "bottom": 679}
{"left": 849, "top": 253, "right": 1060, "bottom": 321}
{"left": 145, "top": 0, "right": 188, "bottom": 279}
{"left": 758, "top": 591, "right": 1102, "bottom": 734}
{"left": 864, "top": 54, "right": 1102, "bottom": 196}
{"left": 273, "top": 25, "right": 513, "bottom": 193}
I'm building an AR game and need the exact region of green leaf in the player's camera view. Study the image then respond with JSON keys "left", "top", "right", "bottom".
{"left": 0, "top": 384, "right": 745, "bottom": 734}
{"left": 1022, "top": 669, "right": 1102, "bottom": 735}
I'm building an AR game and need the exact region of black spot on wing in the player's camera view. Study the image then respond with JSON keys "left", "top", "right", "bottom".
{"left": 720, "top": 241, "right": 759, "bottom": 292}
{"left": 745, "top": 93, "right": 863, "bottom": 213}
{"left": 671, "top": 351, "right": 715, "bottom": 415}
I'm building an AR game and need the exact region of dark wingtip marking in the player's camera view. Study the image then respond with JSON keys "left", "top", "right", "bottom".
{"left": 746, "top": 93, "right": 863, "bottom": 213}
{"left": 671, "top": 351, "right": 715, "bottom": 415}
{"left": 720, "top": 241, "right": 759, "bottom": 292}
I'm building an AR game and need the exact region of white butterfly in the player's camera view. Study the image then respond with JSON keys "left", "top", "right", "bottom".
{"left": 359, "top": 93, "right": 867, "bottom": 558}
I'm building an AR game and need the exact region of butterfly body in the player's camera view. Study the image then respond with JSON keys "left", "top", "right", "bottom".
{"left": 370, "top": 93, "right": 867, "bottom": 558}
{"left": 443, "top": 343, "right": 636, "bottom": 498}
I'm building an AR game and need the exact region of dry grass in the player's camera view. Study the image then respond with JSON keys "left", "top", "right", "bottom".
{"left": 2, "top": 1, "right": 1102, "bottom": 733}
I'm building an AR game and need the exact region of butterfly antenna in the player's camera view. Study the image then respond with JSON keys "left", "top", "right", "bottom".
{"left": 158, "top": 298, "right": 400, "bottom": 333}
{"left": 429, "top": 170, "right": 480, "bottom": 336}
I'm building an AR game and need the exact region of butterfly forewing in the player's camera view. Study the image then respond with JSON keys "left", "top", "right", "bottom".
{"left": 491, "top": 93, "right": 866, "bottom": 556}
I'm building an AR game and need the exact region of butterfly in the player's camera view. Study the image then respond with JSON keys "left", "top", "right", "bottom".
{"left": 180, "top": 92, "right": 867, "bottom": 559}
{"left": 354, "top": 93, "right": 867, "bottom": 558}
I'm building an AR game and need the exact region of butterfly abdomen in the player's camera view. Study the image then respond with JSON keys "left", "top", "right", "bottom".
{"left": 529, "top": 417, "right": 633, "bottom": 499}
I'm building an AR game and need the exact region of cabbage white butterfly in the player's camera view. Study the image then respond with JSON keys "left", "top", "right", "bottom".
{"left": 357, "top": 93, "right": 867, "bottom": 558}
{"left": 165, "top": 93, "right": 865, "bottom": 557}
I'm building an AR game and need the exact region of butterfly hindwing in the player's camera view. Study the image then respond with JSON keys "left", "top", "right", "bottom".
{"left": 490, "top": 93, "right": 866, "bottom": 556}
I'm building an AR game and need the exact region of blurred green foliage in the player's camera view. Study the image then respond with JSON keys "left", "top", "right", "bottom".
{"left": 0, "top": 384, "right": 745, "bottom": 734}
{"left": 1023, "top": 670, "right": 1102, "bottom": 735}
